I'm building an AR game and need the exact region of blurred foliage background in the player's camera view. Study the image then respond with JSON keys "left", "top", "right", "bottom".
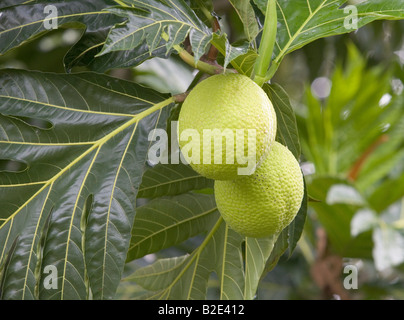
{"left": 2, "top": 0, "right": 403, "bottom": 300}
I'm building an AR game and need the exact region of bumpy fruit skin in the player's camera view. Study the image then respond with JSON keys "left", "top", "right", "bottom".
{"left": 214, "top": 142, "right": 304, "bottom": 238}
{"left": 178, "top": 73, "right": 277, "bottom": 180}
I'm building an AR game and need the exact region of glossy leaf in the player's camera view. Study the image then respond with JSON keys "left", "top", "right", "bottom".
{"left": 0, "top": 69, "right": 173, "bottom": 299}
{"left": 100, "top": 0, "right": 212, "bottom": 64}
{"left": 138, "top": 163, "right": 213, "bottom": 199}
{"left": 211, "top": 34, "right": 250, "bottom": 71}
{"left": 127, "top": 192, "right": 219, "bottom": 261}
{"left": 228, "top": 49, "right": 259, "bottom": 77}
{"left": 64, "top": 19, "right": 148, "bottom": 73}
{"left": 263, "top": 83, "right": 301, "bottom": 160}
{"left": 228, "top": 0, "right": 259, "bottom": 42}
{"left": 265, "top": 178, "right": 307, "bottom": 271}
{"left": 127, "top": 214, "right": 278, "bottom": 300}
{"left": 287, "top": 178, "right": 307, "bottom": 256}
{"left": 0, "top": 0, "right": 122, "bottom": 55}
{"left": 244, "top": 235, "right": 277, "bottom": 299}
{"left": 254, "top": 0, "right": 404, "bottom": 67}
{"left": 0, "top": 0, "right": 27, "bottom": 9}
{"left": 128, "top": 163, "right": 279, "bottom": 299}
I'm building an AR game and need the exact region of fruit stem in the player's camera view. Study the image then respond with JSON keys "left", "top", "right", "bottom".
{"left": 161, "top": 31, "right": 224, "bottom": 75}
{"left": 177, "top": 48, "right": 222, "bottom": 75}
{"left": 253, "top": 0, "right": 277, "bottom": 86}
{"left": 172, "top": 92, "right": 189, "bottom": 103}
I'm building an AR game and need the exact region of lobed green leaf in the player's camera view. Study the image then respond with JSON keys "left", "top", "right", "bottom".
{"left": 100, "top": 0, "right": 212, "bottom": 64}
{"left": 0, "top": 69, "right": 173, "bottom": 299}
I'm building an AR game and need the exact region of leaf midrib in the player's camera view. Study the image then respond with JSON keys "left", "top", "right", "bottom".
{"left": 0, "top": 97, "right": 174, "bottom": 251}
{"left": 138, "top": 174, "right": 206, "bottom": 193}
{"left": 274, "top": 0, "right": 329, "bottom": 64}
{"left": 0, "top": 95, "right": 174, "bottom": 300}
{"left": 0, "top": 11, "right": 109, "bottom": 35}
{"left": 21, "top": 183, "right": 53, "bottom": 300}
{"left": 129, "top": 206, "right": 218, "bottom": 253}
{"left": 0, "top": 95, "right": 134, "bottom": 117}
{"left": 155, "top": 216, "right": 223, "bottom": 299}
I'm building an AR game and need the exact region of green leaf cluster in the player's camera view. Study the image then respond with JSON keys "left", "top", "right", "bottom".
{"left": 298, "top": 44, "right": 404, "bottom": 269}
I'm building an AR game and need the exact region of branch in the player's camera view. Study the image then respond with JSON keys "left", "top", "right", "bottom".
{"left": 207, "top": 16, "right": 221, "bottom": 62}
